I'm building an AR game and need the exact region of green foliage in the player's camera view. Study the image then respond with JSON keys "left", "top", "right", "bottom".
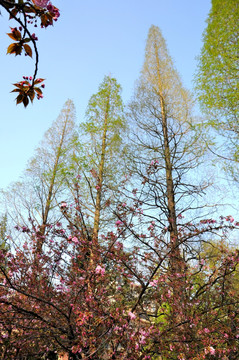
{"left": 195, "top": 0, "right": 239, "bottom": 180}
{"left": 64, "top": 76, "right": 129, "bottom": 237}
{"left": 82, "top": 75, "right": 126, "bottom": 158}
{"left": 155, "top": 302, "right": 171, "bottom": 329}
{"left": 142, "top": 25, "right": 193, "bottom": 124}
{"left": 200, "top": 239, "right": 239, "bottom": 295}
{"left": 195, "top": 0, "right": 239, "bottom": 123}
{"left": 1, "top": 100, "right": 77, "bottom": 235}
{"left": 0, "top": 214, "right": 9, "bottom": 251}
{"left": 77, "top": 76, "right": 127, "bottom": 199}
{"left": 128, "top": 25, "right": 207, "bottom": 230}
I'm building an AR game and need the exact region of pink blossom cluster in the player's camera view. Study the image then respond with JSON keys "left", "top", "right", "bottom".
{"left": 225, "top": 215, "right": 234, "bottom": 223}
{"left": 71, "top": 237, "right": 79, "bottom": 245}
{"left": 32, "top": 1, "right": 60, "bottom": 20}
{"left": 32, "top": 0, "right": 49, "bottom": 7}
{"left": 95, "top": 265, "right": 105, "bottom": 276}
{"left": 149, "top": 279, "right": 158, "bottom": 287}
{"left": 148, "top": 221, "right": 155, "bottom": 230}
{"left": 60, "top": 202, "right": 67, "bottom": 208}
{"left": 150, "top": 159, "right": 159, "bottom": 166}
{"left": 200, "top": 219, "right": 217, "bottom": 224}
{"left": 128, "top": 311, "right": 136, "bottom": 320}
{"left": 204, "top": 346, "right": 216, "bottom": 355}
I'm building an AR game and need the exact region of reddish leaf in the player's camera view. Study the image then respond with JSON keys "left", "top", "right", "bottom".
{"left": 23, "top": 95, "right": 29, "bottom": 107}
{"left": 34, "top": 78, "right": 45, "bottom": 85}
{"left": 7, "top": 33, "right": 18, "bottom": 41}
{"left": 15, "top": 44, "right": 23, "bottom": 56}
{"left": 41, "top": 13, "right": 53, "bottom": 27}
{"left": 7, "top": 43, "right": 22, "bottom": 56}
{"left": 7, "top": 28, "right": 22, "bottom": 41}
{"left": 14, "top": 28, "right": 22, "bottom": 41}
{"left": 11, "top": 88, "right": 21, "bottom": 93}
{"left": 16, "top": 94, "right": 24, "bottom": 105}
{"left": 23, "top": 5, "right": 36, "bottom": 14}
{"left": 24, "top": 44, "right": 33, "bottom": 58}
{"left": 7, "top": 43, "right": 17, "bottom": 54}
{"left": 9, "top": 8, "right": 19, "bottom": 19}
{"left": 12, "top": 81, "right": 30, "bottom": 89}
{"left": 5, "top": 2, "right": 15, "bottom": 10}
{"left": 34, "top": 87, "right": 43, "bottom": 96}
{"left": 28, "top": 88, "right": 35, "bottom": 102}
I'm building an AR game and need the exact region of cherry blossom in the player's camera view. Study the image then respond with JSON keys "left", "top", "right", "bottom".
{"left": 32, "top": 0, "right": 49, "bottom": 8}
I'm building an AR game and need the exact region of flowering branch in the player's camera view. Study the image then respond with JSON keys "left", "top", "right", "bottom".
{"left": 0, "top": 0, "right": 60, "bottom": 106}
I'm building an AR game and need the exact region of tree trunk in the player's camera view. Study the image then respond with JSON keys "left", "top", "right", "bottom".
{"left": 92, "top": 94, "right": 110, "bottom": 243}
{"left": 154, "top": 44, "right": 180, "bottom": 268}
{"left": 36, "top": 115, "right": 69, "bottom": 254}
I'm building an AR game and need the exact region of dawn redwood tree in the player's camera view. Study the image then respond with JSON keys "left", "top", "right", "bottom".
{"left": 195, "top": 0, "right": 239, "bottom": 181}
{"left": 69, "top": 76, "right": 127, "bottom": 243}
{"left": 0, "top": 0, "right": 60, "bottom": 106}
{"left": 195, "top": 0, "right": 239, "bottom": 127}
{"left": 1, "top": 99, "right": 77, "bottom": 253}
{"left": 127, "top": 25, "right": 207, "bottom": 268}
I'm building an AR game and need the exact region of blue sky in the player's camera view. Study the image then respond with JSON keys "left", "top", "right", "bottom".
{"left": 0, "top": 0, "right": 211, "bottom": 190}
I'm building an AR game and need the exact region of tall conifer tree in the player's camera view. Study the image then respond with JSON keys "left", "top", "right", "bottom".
{"left": 128, "top": 25, "right": 206, "bottom": 265}
{"left": 1, "top": 100, "right": 77, "bottom": 252}
{"left": 72, "top": 76, "right": 127, "bottom": 242}
{"left": 195, "top": 0, "right": 239, "bottom": 181}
